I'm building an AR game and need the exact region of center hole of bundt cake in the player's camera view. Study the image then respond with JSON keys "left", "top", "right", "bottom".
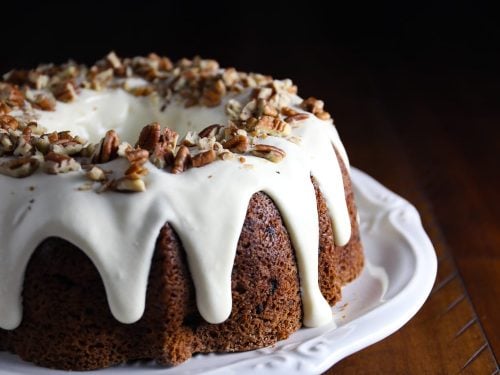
{"left": 35, "top": 88, "right": 227, "bottom": 143}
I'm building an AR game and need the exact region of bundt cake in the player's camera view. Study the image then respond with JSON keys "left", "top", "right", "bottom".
{"left": 0, "top": 52, "right": 364, "bottom": 370}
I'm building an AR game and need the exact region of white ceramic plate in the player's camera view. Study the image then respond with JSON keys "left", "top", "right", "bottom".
{"left": 0, "top": 168, "right": 437, "bottom": 375}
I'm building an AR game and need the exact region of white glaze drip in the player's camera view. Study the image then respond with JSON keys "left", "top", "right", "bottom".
{"left": 0, "top": 87, "right": 351, "bottom": 330}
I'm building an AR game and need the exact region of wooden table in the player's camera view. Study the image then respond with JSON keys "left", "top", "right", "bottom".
{"left": 315, "top": 66, "right": 500, "bottom": 374}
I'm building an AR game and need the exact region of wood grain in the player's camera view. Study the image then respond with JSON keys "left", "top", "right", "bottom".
{"left": 324, "top": 69, "right": 499, "bottom": 374}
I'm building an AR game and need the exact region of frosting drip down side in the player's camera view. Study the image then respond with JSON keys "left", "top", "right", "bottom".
{"left": 0, "top": 88, "right": 352, "bottom": 330}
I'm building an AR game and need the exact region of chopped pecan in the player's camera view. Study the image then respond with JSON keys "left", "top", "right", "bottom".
{"left": 46, "top": 131, "right": 59, "bottom": 144}
{"left": 43, "top": 152, "right": 80, "bottom": 174}
{"left": 225, "top": 99, "right": 242, "bottom": 120}
{"left": 124, "top": 162, "right": 149, "bottom": 179}
{"left": 222, "top": 68, "right": 239, "bottom": 87}
{"left": 0, "top": 157, "right": 39, "bottom": 178}
{"left": 92, "top": 130, "right": 120, "bottom": 163}
{"left": 90, "top": 68, "right": 114, "bottom": 91}
{"left": 125, "top": 148, "right": 149, "bottom": 165}
{"left": 251, "top": 144, "right": 286, "bottom": 163}
{"left": 113, "top": 176, "right": 146, "bottom": 192}
{"left": 128, "top": 85, "right": 154, "bottom": 96}
{"left": 223, "top": 134, "right": 249, "bottom": 153}
{"left": 192, "top": 149, "right": 216, "bottom": 168}
{"left": 0, "top": 101, "right": 11, "bottom": 115}
{"left": 201, "top": 79, "right": 226, "bottom": 107}
{"left": 247, "top": 115, "right": 291, "bottom": 136}
{"left": 106, "top": 51, "right": 123, "bottom": 70}
{"left": 22, "top": 127, "right": 32, "bottom": 143}
{"left": 0, "top": 84, "right": 25, "bottom": 107}
{"left": 13, "top": 137, "right": 33, "bottom": 157}
{"left": 171, "top": 145, "right": 191, "bottom": 174}
{"left": 300, "top": 97, "right": 331, "bottom": 120}
{"left": 148, "top": 53, "right": 173, "bottom": 71}
{"left": 0, "top": 133, "right": 14, "bottom": 155}
{"left": 285, "top": 113, "right": 310, "bottom": 123}
{"left": 281, "top": 106, "right": 299, "bottom": 116}
{"left": 256, "top": 99, "right": 279, "bottom": 117}
{"left": 0, "top": 115, "right": 19, "bottom": 131}
{"left": 239, "top": 99, "right": 257, "bottom": 121}
{"left": 199, "top": 124, "right": 223, "bottom": 139}
{"left": 52, "top": 81, "right": 78, "bottom": 102}
{"left": 182, "top": 131, "right": 199, "bottom": 147}
{"left": 86, "top": 166, "right": 107, "bottom": 181}
{"left": 315, "top": 111, "right": 331, "bottom": 120}
{"left": 161, "top": 127, "right": 179, "bottom": 150}
{"left": 31, "top": 92, "right": 56, "bottom": 111}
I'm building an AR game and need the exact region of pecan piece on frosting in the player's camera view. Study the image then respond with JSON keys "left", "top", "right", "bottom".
{"left": 92, "top": 130, "right": 120, "bottom": 164}
{"left": 171, "top": 145, "right": 191, "bottom": 174}
{"left": 300, "top": 97, "right": 331, "bottom": 120}
{"left": 124, "top": 162, "right": 149, "bottom": 180}
{"left": 113, "top": 177, "right": 146, "bottom": 192}
{"left": 223, "top": 134, "right": 249, "bottom": 154}
{"left": 31, "top": 92, "right": 57, "bottom": 111}
{"left": 136, "top": 123, "right": 161, "bottom": 152}
{"left": 247, "top": 115, "right": 291, "bottom": 136}
{"left": 0, "top": 115, "right": 19, "bottom": 131}
{"left": 0, "top": 84, "right": 25, "bottom": 107}
{"left": 52, "top": 81, "right": 78, "bottom": 102}
{"left": 0, "top": 101, "right": 11, "bottom": 115}
{"left": 198, "top": 124, "right": 223, "bottom": 139}
{"left": 43, "top": 152, "right": 80, "bottom": 174}
{"left": 86, "top": 166, "right": 107, "bottom": 181}
{"left": 251, "top": 144, "right": 286, "bottom": 163}
{"left": 0, "top": 157, "right": 39, "bottom": 178}
{"left": 192, "top": 149, "right": 216, "bottom": 168}
{"left": 284, "top": 113, "right": 310, "bottom": 123}
{"left": 124, "top": 148, "right": 149, "bottom": 179}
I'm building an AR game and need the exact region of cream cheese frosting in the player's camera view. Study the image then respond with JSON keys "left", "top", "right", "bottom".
{"left": 0, "top": 85, "right": 351, "bottom": 330}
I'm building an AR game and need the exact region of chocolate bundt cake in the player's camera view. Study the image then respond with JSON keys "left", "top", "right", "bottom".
{"left": 0, "top": 53, "right": 364, "bottom": 370}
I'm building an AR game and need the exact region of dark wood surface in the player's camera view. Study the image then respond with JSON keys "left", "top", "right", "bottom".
{"left": 1, "top": 2, "right": 498, "bottom": 373}
{"left": 322, "top": 68, "right": 500, "bottom": 374}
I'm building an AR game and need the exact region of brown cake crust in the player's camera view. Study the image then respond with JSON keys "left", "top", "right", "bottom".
{"left": 0, "top": 151, "right": 363, "bottom": 371}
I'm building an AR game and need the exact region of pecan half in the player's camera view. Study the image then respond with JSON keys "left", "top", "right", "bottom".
{"left": 92, "top": 130, "right": 120, "bottom": 163}
{"left": 136, "top": 123, "right": 161, "bottom": 151}
{"left": 251, "top": 144, "right": 286, "bottom": 163}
